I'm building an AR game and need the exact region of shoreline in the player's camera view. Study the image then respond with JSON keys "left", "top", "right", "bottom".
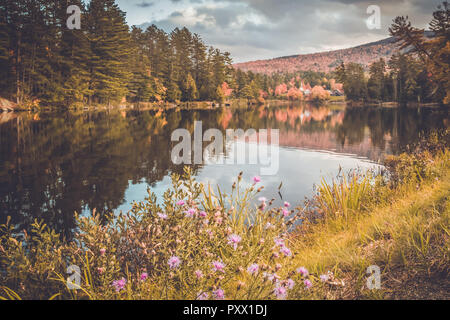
{"left": 1, "top": 97, "right": 446, "bottom": 113}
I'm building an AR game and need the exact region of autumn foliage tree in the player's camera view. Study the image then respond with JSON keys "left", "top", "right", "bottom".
{"left": 287, "top": 87, "right": 303, "bottom": 101}
{"left": 310, "top": 85, "right": 330, "bottom": 103}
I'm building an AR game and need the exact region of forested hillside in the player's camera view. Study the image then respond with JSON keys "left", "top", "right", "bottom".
{"left": 234, "top": 34, "right": 431, "bottom": 74}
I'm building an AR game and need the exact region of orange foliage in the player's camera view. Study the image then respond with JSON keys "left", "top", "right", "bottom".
{"left": 310, "top": 85, "right": 330, "bottom": 101}
{"left": 221, "top": 82, "right": 233, "bottom": 97}
{"left": 287, "top": 87, "right": 303, "bottom": 100}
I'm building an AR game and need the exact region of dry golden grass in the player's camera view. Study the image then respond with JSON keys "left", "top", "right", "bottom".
{"left": 291, "top": 152, "right": 449, "bottom": 299}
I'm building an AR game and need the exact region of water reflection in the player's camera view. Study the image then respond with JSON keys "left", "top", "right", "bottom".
{"left": 0, "top": 103, "right": 448, "bottom": 237}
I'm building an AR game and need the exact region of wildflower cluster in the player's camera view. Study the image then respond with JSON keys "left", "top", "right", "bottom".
{"left": 0, "top": 168, "right": 323, "bottom": 300}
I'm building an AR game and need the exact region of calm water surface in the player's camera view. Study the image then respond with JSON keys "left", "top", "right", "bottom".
{"left": 0, "top": 103, "right": 448, "bottom": 236}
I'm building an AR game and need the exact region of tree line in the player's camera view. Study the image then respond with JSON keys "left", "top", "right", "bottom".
{"left": 0, "top": 0, "right": 238, "bottom": 106}
{"left": 334, "top": 2, "right": 449, "bottom": 105}
{"left": 0, "top": 0, "right": 337, "bottom": 107}
{"left": 334, "top": 54, "right": 443, "bottom": 104}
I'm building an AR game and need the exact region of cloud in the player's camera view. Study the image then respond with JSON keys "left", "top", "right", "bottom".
{"left": 134, "top": 0, "right": 442, "bottom": 62}
{"left": 136, "top": 1, "right": 154, "bottom": 8}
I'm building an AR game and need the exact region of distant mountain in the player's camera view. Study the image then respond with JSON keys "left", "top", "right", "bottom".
{"left": 234, "top": 33, "right": 432, "bottom": 74}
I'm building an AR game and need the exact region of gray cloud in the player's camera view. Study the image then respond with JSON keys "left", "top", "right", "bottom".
{"left": 136, "top": 1, "right": 154, "bottom": 8}
{"left": 136, "top": 0, "right": 442, "bottom": 62}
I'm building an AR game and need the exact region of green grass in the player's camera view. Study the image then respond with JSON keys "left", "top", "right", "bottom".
{"left": 328, "top": 96, "right": 346, "bottom": 102}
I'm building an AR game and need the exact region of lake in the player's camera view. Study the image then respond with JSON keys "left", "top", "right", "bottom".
{"left": 0, "top": 103, "right": 448, "bottom": 237}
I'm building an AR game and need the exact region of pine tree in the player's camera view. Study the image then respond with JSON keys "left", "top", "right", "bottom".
{"left": 182, "top": 73, "right": 198, "bottom": 101}
{"left": 339, "top": 63, "right": 367, "bottom": 101}
{"left": 170, "top": 27, "right": 193, "bottom": 100}
{"left": 166, "top": 81, "right": 181, "bottom": 102}
{"left": 368, "top": 58, "right": 386, "bottom": 101}
{"left": 87, "top": 0, "right": 131, "bottom": 104}
{"left": 389, "top": 2, "right": 450, "bottom": 104}
{"left": 127, "top": 26, "right": 153, "bottom": 102}
{"left": 0, "top": 1, "right": 11, "bottom": 97}
{"left": 60, "top": 0, "right": 92, "bottom": 104}
{"left": 191, "top": 33, "right": 208, "bottom": 97}
{"left": 215, "top": 85, "right": 225, "bottom": 103}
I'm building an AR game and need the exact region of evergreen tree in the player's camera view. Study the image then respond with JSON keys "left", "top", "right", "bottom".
{"left": 368, "top": 58, "right": 386, "bottom": 101}
{"left": 166, "top": 81, "right": 181, "bottom": 102}
{"left": 338, "top": 63, "right": 367, "bottom": 101}
{"left": 182, "top": 73, "right": 198, "bottom": 101}
{"left": 389, "top": 1, "right": 450, "bottom": 104}
{"left": 215, "top": 85, "right": 225, "bottom": 103}
{"left": 60, "top": 0, "right": 92, "bottom": 104}
{"left": 87, "top": 0, "right": 131, "bottom": 104}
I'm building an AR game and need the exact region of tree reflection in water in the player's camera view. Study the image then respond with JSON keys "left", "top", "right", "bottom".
{"left": 0, "top": 103, "right": 447, "bottom": 237}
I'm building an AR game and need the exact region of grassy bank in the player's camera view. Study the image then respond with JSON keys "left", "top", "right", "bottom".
{"left": 290, "top": 148, "right": 449, "bottom": 299}
{"left": 0, "top": 132, "right": 448, "bottom": 300}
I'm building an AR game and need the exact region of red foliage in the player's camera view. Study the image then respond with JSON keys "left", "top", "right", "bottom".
{"left": 221, "top": 82, "right": 233, "bottom": 97}
{"left": 274, "top": 83, "right": 288, "bottom": 96}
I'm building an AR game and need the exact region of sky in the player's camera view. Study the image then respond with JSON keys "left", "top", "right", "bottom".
{"left": 116, "top": 0, "right": 442, "bottom": 63}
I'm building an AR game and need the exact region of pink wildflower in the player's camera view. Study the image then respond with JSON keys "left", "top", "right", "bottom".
{"left": 199, "top": 211, "right": 207, "bottom": 218}
{"left": 112, "top": 278, "right": 126, "bottom": 292}
{"left": 168, "top": 256, "right": 181, "bottom": 269}
{"left": 282, "top": 208, "right": 289, "bottom": 217}
{"left": 185, "top": 208, "right": 196, "bottom": 218}
{"left": 197, "top": 292, "right": 209, "bottom": 300}
{"left": 285, "top": 279, "right": 295, "bottom": 290}
{"left": 320, "top": 274, "right": 329, "bottom": 282}
{"left": 140, "top": 272, "right": 148, "bottom": 281}
{"left": 213, "top": 288, "right": 225, "bottom": 300}
{"left": 194, "top": 270, "right": 203, "bottom": 279}
{"left": 284, "top": 202, "right": 290, "bottom": 208}
{"left": 100, "top": 248, "right": 106, "bottom": 256}
{"left": 274, "top": 238, "right": 285, "bottom": 247}
{"left": 296, "top": 267, "right": 309, "bottom": 277}
{"left": 227, "top": 234, "right": 242, "bottom": 250}
{"left": 258, "top": 197, "right": 268, "bottom": 210}
{"left": 212, "top": 260, "right": 226, "bottom": 273}
{"left": 176, "top": 200, "right": 185, "bottom": 206}
{"left": 247, "top": 263, "right": 259, "bottom": 275}
{"left": 264, "top": 272, "right": 280, "bottom": 283}
{"left": 157, "top": 212, "right": 168, "bottom": 220}
{"left": 273, "top": 285, "right": 287, "bottom": 299}
{"left": 281, "top": 246, "right": 292, "bottom": 257}
{"left": 253, "top": 176, "right": 261, "bottom": 183}
{"left": 304, "top": 279, "right": 312, "bottom": 289}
